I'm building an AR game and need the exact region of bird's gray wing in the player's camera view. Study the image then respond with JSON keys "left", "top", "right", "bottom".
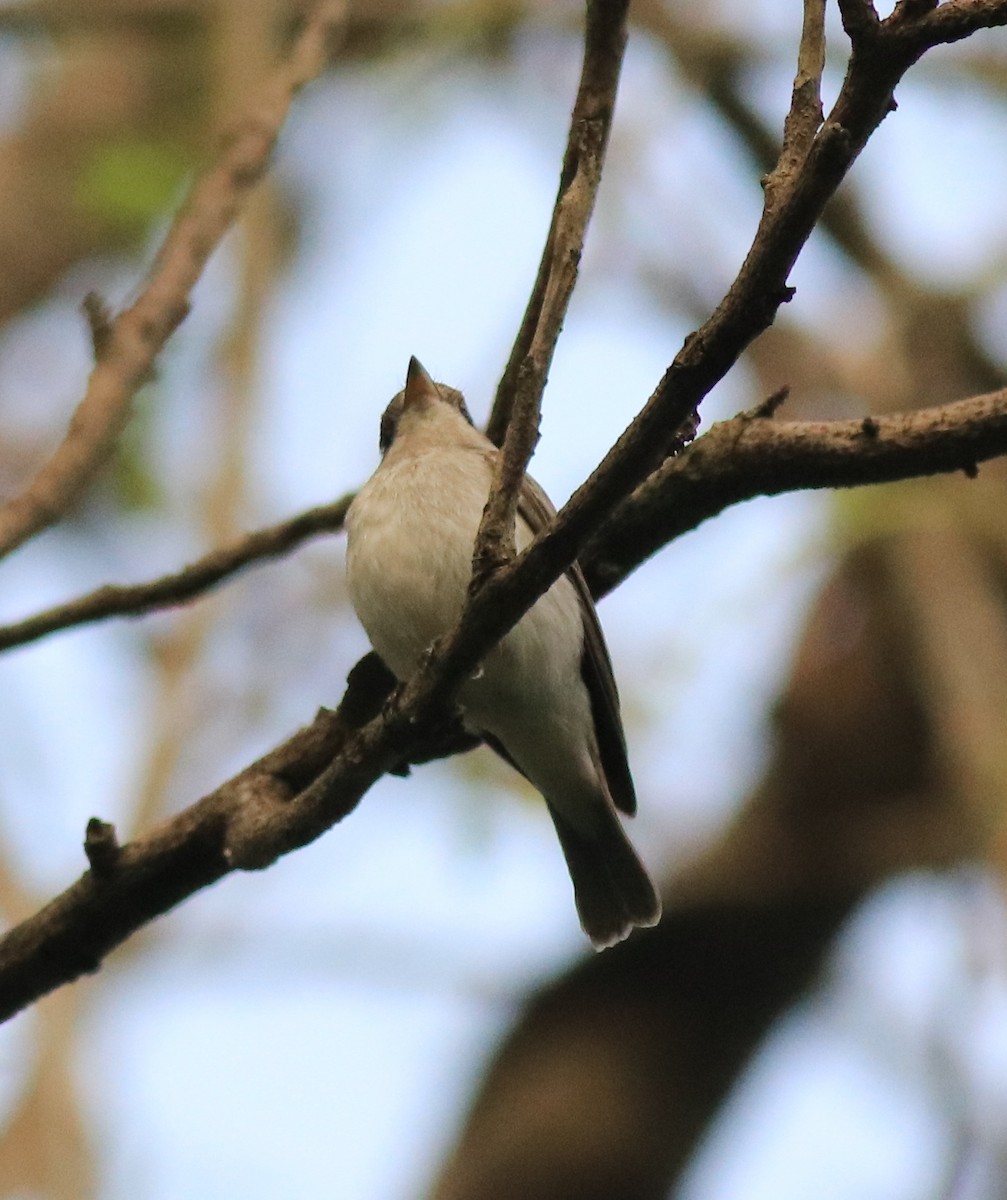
{"left": 516, "top": 473, "right": 637, "bottom": 816}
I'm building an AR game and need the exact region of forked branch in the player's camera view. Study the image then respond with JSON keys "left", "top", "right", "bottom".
{"left": 0, "top": 2, "right": 345, "bottom": 562}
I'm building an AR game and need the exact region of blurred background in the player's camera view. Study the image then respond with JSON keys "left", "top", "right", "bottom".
{"left": 1, "top": 1, "right": 1007, "bottom": 1197}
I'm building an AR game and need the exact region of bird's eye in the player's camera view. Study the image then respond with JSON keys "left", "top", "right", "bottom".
{"left": 379, "top": 411, "right": 396, "bottom": 453}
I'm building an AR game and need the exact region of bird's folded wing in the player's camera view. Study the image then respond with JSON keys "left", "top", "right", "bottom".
{"left": 516, "top": 473, "right": 637, "bottom": 816}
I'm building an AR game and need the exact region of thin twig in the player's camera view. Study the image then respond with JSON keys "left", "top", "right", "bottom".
{"left": 767, "top": 0, "right": 827, "bottom": 203}
{"left": 474, "top": 0, "right": 629, "bottom": 582}
{"left": 0, "top": 497, "right": 352, "bottom": 653}
{"left": 0, "top": 1, "right": 345, "bottom": 563}
{"left": 633, "top": 3, "right": 895, "bottom": 286}
{"left": 895, "top": 0, "right": 1007, "bottom": 48}
{"left": 529, "top": 0, "right": 972, "bottom": 525}
{"left": 636, "top": 0, "right": 1004, "bottom": 406}
{"left": 483, "top": 0, "right": 628, "bottom": 446}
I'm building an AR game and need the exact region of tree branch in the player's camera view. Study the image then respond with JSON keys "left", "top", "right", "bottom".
{"left": 0, "top": 709, "right": 349, "bottom": 1021}
{"left": 2, "top": 0, "right": 1007, "bottom": 1023}
{"left": 483, "top": 0, "right": 628, "bottom": 447}
{"left": 837, "top": 0, "right": 882, "bottom": 47}
{"left": 0, "top": 496, "right": 352, "bottom": 654}
{"left": 6, "top": 388, "right": 1007, "bottom": 658}
{"left": 896, "top": 0, "right": 1007, "bottom": 47}
{"left": 0, "top": 0, "right": 345, "bottom": 563}
{"left": 542, "top": 0, "right": 1007, "bottom": 519}
{"left": 768, "top": 0, "right": 827, "bottom": 198}
{"left": 3, "top": 386, "right": 1007, "bottom": 1021}
{"left": 474, "top": 0, "right": 629, "bottom": 583}
{"left": 584, "top": 388, "right": 1007, "bottom": 595}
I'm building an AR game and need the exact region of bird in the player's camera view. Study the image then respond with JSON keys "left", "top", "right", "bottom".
{"left": 344, "top": 357, "right": 661, "bottom": 947}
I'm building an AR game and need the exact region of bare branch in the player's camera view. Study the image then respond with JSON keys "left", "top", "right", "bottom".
{"left": 4, "top": 385, "right": 1007, "bottom": 1020}
{"left": 0, "top": 1, "right": 346, "bottom": 563}
{"left": 483, "top": 0, "right": 628, "bottom": 448}
{"left": 3, "top": 0, "right": 1007, "bottom": 1023}
{"left": 892, "top": 0, "right": 939, "bottom": 19}
{"left": 838, "top": 0, "right": 882, "bottom": 46}
{"left": 0, "top": 709, "right": 350, "bottom": 1022}
{"left": 844, "top": 0, "right": 1007, "bottom": 57}
{"left": 8, "top": 383, "right": 1005, "bottom": 665}
{"left": 897, "top": 0, "right": 1007, "bottom": 46}
{"left": 0, "top": 497, "right": 352, "bottom": 654}
{"left": 475, "top": 0, "right": 629, "bottom": 578}
{"left": 636, "top": 3, "right": 1004, "bottom": 407}
{"left": 548, "top": 0, "right": 1003, "bottom": 523}
{"left": 585, "top": 388, "right": 1007, "bottom": 595}
{"left": 767, "top": 0, "right": 827, "bottom": 201}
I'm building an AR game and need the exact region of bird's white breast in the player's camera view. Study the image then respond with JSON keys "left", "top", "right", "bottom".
{"left": 345, "top": 444, "right": 586, "bottom": 731}
{"left": 346, "top": 447, "right": 488, "bottom": 679}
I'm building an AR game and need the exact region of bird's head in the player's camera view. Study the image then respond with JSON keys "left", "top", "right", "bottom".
{"left": 379, "top": 356, "right": 475, "bottom": 455}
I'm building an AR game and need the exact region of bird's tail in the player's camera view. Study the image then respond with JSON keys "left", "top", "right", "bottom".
{"left": 548, "top": 803, "right": 662, "bottom": 949}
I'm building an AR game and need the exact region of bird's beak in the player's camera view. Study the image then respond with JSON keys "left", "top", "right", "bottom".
{"left": 403, "top": 356, "right": 439, "bottom": 411}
